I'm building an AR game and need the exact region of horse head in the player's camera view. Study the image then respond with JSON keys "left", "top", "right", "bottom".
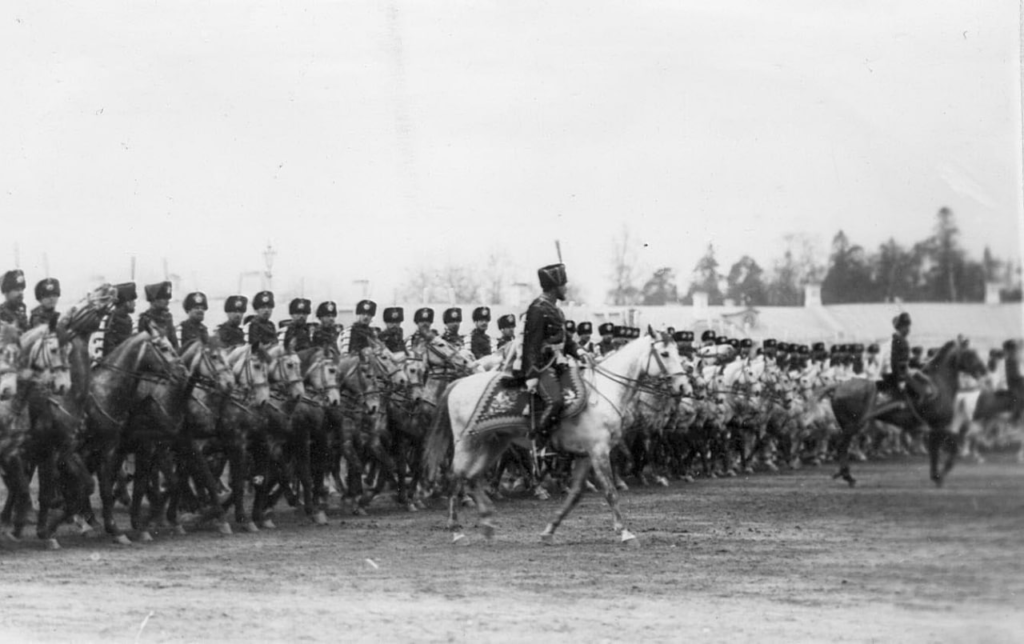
{"left": 639, "top": 329, "right": 689, "bottom": 395}
{"left": 301, "top": 347, "right": 341, "bottom": 406}
{"left": 183, "top": 340, "right": 235, "bottom": 394}
{"left": 57, "top": 283, "right": 118, "bottom": 339}
{"left": 22, "top": 327, "right": 72, "bottom": 395}
{"left": 227, "top": 345, "right": 270, "bottom": 405}
{"left": 0, "top": 322, "right": 21, "bottom": 399}
{"left": 264, "top": 344, "right": 305, "bottom": 401}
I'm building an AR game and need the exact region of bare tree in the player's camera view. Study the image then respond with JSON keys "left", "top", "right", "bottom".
{"left": 481, "top": 247, "right": 513, "bottom": 305}
{"left": 399, "top": 263, "right": 483, "bottom": 304}
{"left": 606, "top": 224, "right": 643, "bottom": 305}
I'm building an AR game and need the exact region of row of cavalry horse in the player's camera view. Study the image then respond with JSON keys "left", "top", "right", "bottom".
{"left": 0, "top": 285, "right": 1011, "bottom": 548}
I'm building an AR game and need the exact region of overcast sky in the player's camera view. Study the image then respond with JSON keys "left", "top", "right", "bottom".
{"left": 2, "top": 1, "right": 1021, "bottom": 307}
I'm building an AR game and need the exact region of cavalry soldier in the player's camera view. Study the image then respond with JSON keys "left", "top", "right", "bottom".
{"left": 738, "top": 338, "right": 754, "bottom": 361}
{"left": 103, "top": 282, "right": 138, "bottom": 356}
{"left": 576, "top": 321, "right": 593, "bottom": 355}
{"left": 564, "top": 320, "right": 577, "bottom": 347}
{"left": 348, "top": 299, "right": 377, "bottom": 355}
{"left": 179, "top": 292, "right": 210, "bottom": 350}
{"left": 0, "top": 269, "right": 28, "bottom": 332}
{"left": 519, "top": 263, "right": 579, "bottom": 443}
{"left": 248, "top": 291, "right": 278, "bottom": 350}
{"left": 283, "top": 298, "right": 313, "bottom": 352}
{"left": 762, "top": 338, "right": 778, "bottom": 362}
{"left": 312, "top": 301, "right": 341, "bottom": 350}
{"left": 700, "top": 329, "right": 716, "bottom": 349}
{"left": 379, "top": 307, "right": 406, "bottom": 353}
{"left": 217, "top": 296, "right": 248, "bottom": 349}
{"left": 138, "top": 281, "right": 178, "bottom": 349}
{"left": 496, "top": 313, "right": 516, "bottom": 351}
{"left": 29, "top": 278, "right": 61, "bottom": 331}
{"left": 864, "top": 343, "right": 882, "bottom": 380}
{"left": 441, "top": 307, "right": 463, "bottom": 347}
{"left": 469, "top": 307, "right": 492, "bottom": 359}
{"left": 879, "top": 312, "right": 911, "bottom": 397}
{"left": 406, "top": 307, "right": 436, "bottom": 354}
{"left": 596, "top": 322, "right": 615, "bottom": 356}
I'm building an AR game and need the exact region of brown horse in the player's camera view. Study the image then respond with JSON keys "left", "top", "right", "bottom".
{"left": 821, "top": 338, "right": 986, "bottom": 487}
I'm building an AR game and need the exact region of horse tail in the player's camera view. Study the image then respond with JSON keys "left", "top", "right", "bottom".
{"left": 422, "top": 382, "right": 455, "bottom": 483}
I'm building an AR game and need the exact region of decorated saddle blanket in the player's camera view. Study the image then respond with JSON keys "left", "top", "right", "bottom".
{"left": 466, "top": 365, "right": 587, "bottom": 436}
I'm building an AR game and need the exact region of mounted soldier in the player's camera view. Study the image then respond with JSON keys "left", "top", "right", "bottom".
{"left": 0, "top": 269, "right": 28, "bottom": 332}
{"left": 179, "top": 292, "right": 210, "bottom": 351}
{"left": 217, "top": 295, "right": 248, "bottom": 349}
{"left": 596, "top": 322, "right": 615, "bottom": 357}
{"left": 347, "top": 299, "right": 377, "bottom": 355}
{"left": 29, "top": 278, "right": 61, "bottom": 331}
{"left": 406, "top": 307, "right": 436, "bottom": 355}
{"left": 102, "top": 282, "right": 138, "bottom": 356}
{"left": 441, "top": 307, "right": 463, "bottom": 347}
{"left": 575, "top": 321, "right": 594, "bottom": 355}
{"left": 138, "top": 281, "right": 178, "bottom": 350}
{"left": 312, "top": 301, "right": 341, "bottom": 350}
{"left": 379, "top": 307, "right": 406, "bottom": 354}
{"left": 495, "top": 313, "right": 516, "bottom": 351}
{"left": 283, "top": 298, "right": 313, "bottom": 352}
{"left": 469, "top": 306, "right": 492, "bottom": 359}
{"left": 879, "top": 312, "right": 911, "bottom": 398}
{"left": 517, "top": 263, "right": 579, "bottom": 443}
{"left": 248, "top": 291, "right": 278, "bottom": 350}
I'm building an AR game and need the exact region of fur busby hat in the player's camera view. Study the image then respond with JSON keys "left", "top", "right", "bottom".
{"left": 144, "top": 281, "right": 172, "bottom": 302}
{"left": 716, "top": 336, "right": 730, "bottom": 345}
{"left": 1, "top": 270, "right": 25, "bottom": 294}
{"left": 598, "top": 322, "right": 614, "bottom": 336}
{"left": 225, "top": 295, "right": 248, "bottom": 313}
{"left": 414, "top": 307, "right": 434, "bottom": 324}
{"left": 612, "top": 325, "right": 628, "bottom": 339}
{"left": 812, "top": 342, "right": 826, "bottom": 353}
{"left": 911, "top": 346, "right": 923, "bottom": 355}
{"left": 34, "top": 278, "right": 60, "bottom": 300}
{"left": 183, "top": 292, "right": 208, "bottom": 312}
{"left": 497, "top": 313, "right": 515, "bottom": 330}
{"left": 926, "top": 347, "right": 939, "bottom": 358}
{"left": 383, "top": 307, "right": 404, "bottom": 323}
{"left": 740, "top": 338, "right": 753, "bottom": 348}
{"left": 537, "top": 263, "right": 568, "bottom": 290}
{"left": 443, "top": 307, "right": 462, "bottom": 324}
{"left": 253, "top": 291, "right": 275, "bottom": 309}
{"left": 564, "top": 320, "right": 576, "bottom": 334}
{"left": 114, "top": 282, "right": 138, "bottom": 305}
{"left": 701, "top": 329, "right": 717, "bottom": 343}
{"left": 867, "top": 343, "right": 880, "bottom": 354}
{"left": 316, "top": 301, "right": 337, "bottom": 318}
{"left": 798, "top": 345, "right": 810, "bottom": 355}
{"left": 727, "top": 338, "right": 740, "bottom": 348}
{"left": 852, "top": 343, "right": 864, "bottom": 352}
{"left": 577, "top": 321, "right": 593, "bottom": 336}
{"left": 356, "top": 299, "right": 376, "bottom": 317}
{"left": 1003, "top": 339, "right": 1018, "bottom": 352}
{"left": 893, "top": 312, "right": 911, "bottom": 329}
{"left": 289, "top": 298, "right": 311, "bottom": 316}
{"left": 472, "top": 307, "right": 491, "bottom": 322}
{"left": 763, "top": 338, "right": 777, "bottom": 348}
{"left": 672, "top": 331, "right": 687, "bottom": 343}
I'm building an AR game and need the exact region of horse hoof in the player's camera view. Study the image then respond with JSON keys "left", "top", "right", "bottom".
{"left": 847, "top": 478, "right": 857, "bottom": 488}
{"left": 683, "top": 475, "right": 695, "bottom": 483}
{"left": 81, "top": 527, "right": 100, "bottom": 539}
{"left": 45, "top": 538, "right": 61, "bottom": 551}
{"left": 742, "top": 467, "right": 754, "bottom": 475}
{"left": 481, "top": 523, "right": 495, "bottom": 540}
{"left": 218, "top": 521, "right": 233, "bottom": 536}
{"left": 655, "top": 476, "right": 670, "bottom": 487}
{"left": 615, "top": 481, "right": 629, "bottom": 491}
{"left": 534, "top": 488, "right": 550, "bottom": 501}
{"left": 461, "top": 496, "right": 476, "bottom": 508}
{"left": 260, "top": 519, "right": 277, "bottom": 530}
{"left": 540, "top": 532, "right": 554, "bottom": 545}
{"left": 452, "top": 532, "right": 466, "bottom": 544}
{"left": 406, "top": 503, "right": 418, "bottom": 513}
{"left": 621, "top": 530, "right": 639, "bottom": 547}
{"left": 113, "top": 534, "right": 132, "bottom": 546}
{"left": 138, "top": 531, "right": 154, "bottom": 543}
{"left": 242, "top": 522, "right": 260, "bottom": 534}
{"left": 312, "top": 511, "right": 328, "bottom": 526}
{"left": 414, "top": 500, "right": 427, "bottom": 511}
{"left": 352, "top": 507, "right": 368, "bottom": 517}
{"left": 174, "top": 525, "right": 187, "bottom": 536}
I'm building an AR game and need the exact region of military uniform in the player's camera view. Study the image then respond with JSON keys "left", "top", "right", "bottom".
{"left": 348, "top": 321, "right": 375, "bottom": 355}
{"left": 378, "top": 307, "right": 406, "bottom": 353}
{"left": 138, "top": 308, "right": 178, "bottom": 349}
{"left": 28, "top": 306, "right": 59, "bottom": 331}
{"left": 312, "top": 324, "right": 341, "bottom": 350}
{"left": 282, "top": 298, "right": 313, "bottom": 352}
{"left": 406, "top": 308, "right": 436, "bottom": 355}
{"left": 218, "top": 321, "right": 246, "bottom": 348}
{"left": 180, "top": 317, "right": 210, "bottom": 349}
{"left": 0, "top": 269, "right": 28, "bottom": 332}
{"left": 102, "top": 283, "right": 138, "bottom": 356}
{"left": 468, "top": 307, "right": 493, "bottom": 359}
{"left": 441, "top": 308, "right": 463, "bottom": 348}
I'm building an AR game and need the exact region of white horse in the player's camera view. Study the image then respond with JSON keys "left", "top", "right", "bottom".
{"left": 423, "top": 330, "right": 687, "bottom": 546}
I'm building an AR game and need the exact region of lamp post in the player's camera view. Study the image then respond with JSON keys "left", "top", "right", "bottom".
{"left": 262, "top": 243, "right": 276, "bottom": 291}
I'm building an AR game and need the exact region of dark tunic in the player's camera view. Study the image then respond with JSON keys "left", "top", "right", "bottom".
{"left": 312, "top": 324, "right": 341, "bottom": 351}
{"left": 284, "top": 321, "right": 312, "bottom": 352}
{"left": 29, "top": 305, "right": 60, "bottom": 331}
{"left": 520, "top": 293, "right": 578, "bottom": 378}
{"left": 597, "top": 337, "right": 615, "bottom": 357}
{"left": 441, "top": 329, "right": 463, "bottom": 348}
{"left": 138, "top": 307, "right": 178, "bottom": 350}
{"left": 179, "top": 318, "right": 210, "bottom": 350}
{"left": 496, "top": 334, "right": 514, "bottom": 351}
{"left": 379, "top": 327, "right": 405, "bottom": 353}
{"left": 469, "top": 328, "right": 492, "bottom": 359}
{"left": 0, "top": 301, "right": 28, "bottom": 332}
{"left": 406, "top": 329, "right": 435, "bottom": 354}
{"left": 103, "top": 309, "right": 135, "bottom": 356}
{"left": 248, "top": 317, "right": 279, "bottom": 349}
{"left": 217, "top": 321, "right": 246, "bottom": 349}
{"left": 891, "top": 333, "right": 910, "bottom": 379}
{"left": 348, "top": 321, "right": 375, "bottom": 355}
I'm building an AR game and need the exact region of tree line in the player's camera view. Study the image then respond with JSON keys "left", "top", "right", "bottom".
{"left": 611, "top": 207, "right": 1022, "bottom": 307}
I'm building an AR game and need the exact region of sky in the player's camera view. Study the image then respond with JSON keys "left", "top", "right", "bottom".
{"left": 1, "top": 0, "right": 1022, "bottom": 308}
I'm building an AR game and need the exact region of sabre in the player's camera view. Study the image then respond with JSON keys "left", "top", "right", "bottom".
{"left": 130, "top": 256, "right": 136, "bottom": 281}
{"left": 554, "top": 240, "right": 563, "bottom": 263}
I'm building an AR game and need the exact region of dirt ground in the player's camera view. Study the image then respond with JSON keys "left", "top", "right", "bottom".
{"left": 1, "top": 455, "right": 1022, "bottom": 643}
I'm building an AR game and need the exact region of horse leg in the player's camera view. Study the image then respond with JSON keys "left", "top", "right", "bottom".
{"left": 540, "top": 455, "right": 591, "bottom": 544}
{"left": 129, "top": 443, "right": 155, "bottom": 542}
{"left": 831, "top": 424, "right": 858, "bottom": 487}
{"left": 447, "top": 478, "right": 465, "bottom": 541}
{"left": 35, "top": 452, "right": 60, "bottom": 548}
{"left": 469, "top": 476, "right": 496, "bottom": 540}
{"left": 295, "top": 420, "right": 324, "bottom": 525}
{"left": 340, "top": 417, "right": 366, "bottom": 514}
{"left": 940, "top": 430, "right": 959, "bottom": 481}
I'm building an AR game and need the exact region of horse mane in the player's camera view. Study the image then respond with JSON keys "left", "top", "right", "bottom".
{"left": 922, "top": 341, "right": 958, "bottom": 376}
{"left": 103, "top": 332, "right": 151, "bottom": 367}
{"left": 19, "top": 325, "right": 49, "bottom": 351}
{"left": 179, "top": 340, "right": 203, "bottom": 363}
{"left": 598, "top": 335, "right": 653, "bottom": 376}
{"left": 0, "top": 321, "right": 18, "bottom": 346}
{"left": 226, "top": 344, "right": 251, "bottom": 366}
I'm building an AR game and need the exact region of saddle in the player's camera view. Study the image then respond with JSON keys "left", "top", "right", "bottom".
{"left": 468, "top": 365, "right": 586, "bottom": 436}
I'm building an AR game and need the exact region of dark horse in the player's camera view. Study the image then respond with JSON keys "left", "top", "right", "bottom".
{"left": 821, "top": 338, "right": 986, "bottom": 487}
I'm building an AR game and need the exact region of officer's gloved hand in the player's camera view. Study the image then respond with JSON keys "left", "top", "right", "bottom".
{"left": 525, "top": 378, "right": 539, "bottom": 393}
